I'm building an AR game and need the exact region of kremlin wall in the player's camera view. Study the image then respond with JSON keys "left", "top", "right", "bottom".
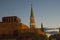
{"left": 0, "top": 16, "right": 45, "bottom": 35}
{"left": 0, "top": 16, "right": 46, "bottom": 40}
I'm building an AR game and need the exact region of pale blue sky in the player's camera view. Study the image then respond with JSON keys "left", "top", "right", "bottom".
{"left": 0, "top": 0, "right": 60, "bottom": 28}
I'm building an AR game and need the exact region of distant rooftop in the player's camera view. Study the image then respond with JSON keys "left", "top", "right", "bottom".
{"left": 2, "top": 16, "right": 21, "bottom": 23}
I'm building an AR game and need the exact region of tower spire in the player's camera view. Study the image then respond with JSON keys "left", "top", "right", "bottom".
{"left": 41, "top": 22, "right": 44, "bottom": 32}
{"left": 30, "top": 4, "right": 34, "bottom": 17}
{"left": 30, "top": 3, "right": 36, "bottom": 29}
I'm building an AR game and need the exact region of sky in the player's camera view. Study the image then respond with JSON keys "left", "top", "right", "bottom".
{"left": 0, "top": 0, "right": 60, "bottom": 28}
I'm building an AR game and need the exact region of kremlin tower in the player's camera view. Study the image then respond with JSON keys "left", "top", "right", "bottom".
{"left": 30, "top": 4, "right": 36, "bottom": 29}
{"left": 41, "top": 22, "right": 44, "bottom": 32}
